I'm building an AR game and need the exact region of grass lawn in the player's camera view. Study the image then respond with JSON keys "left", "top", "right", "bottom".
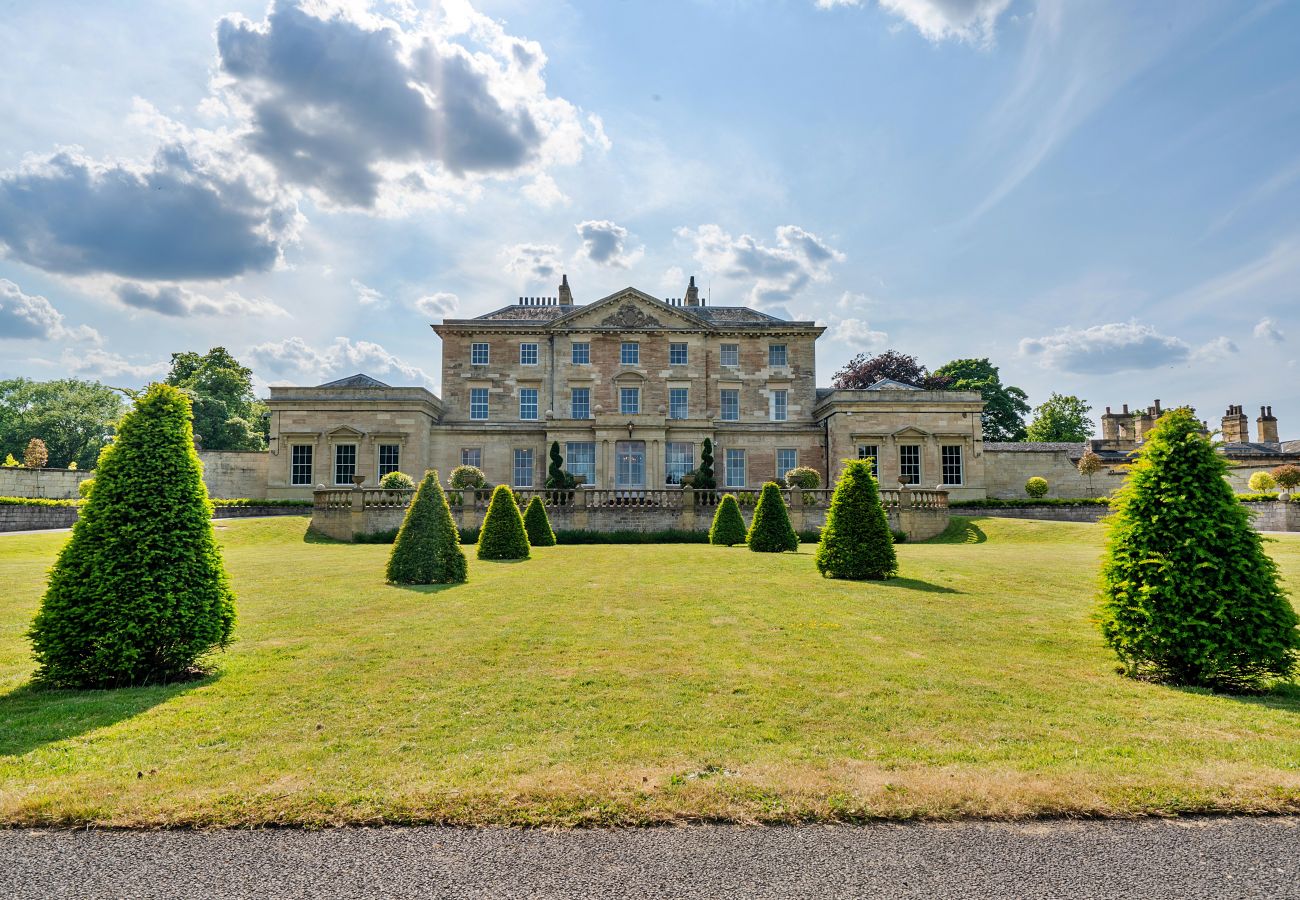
{"left": 2, "top": 515, "right": 1300, "bottom": 826}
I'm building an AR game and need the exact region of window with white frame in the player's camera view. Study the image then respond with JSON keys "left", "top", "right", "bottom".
{"left": 471, "top": 342, "right": 489, "bottom": 366}
{"left": 620, "top": 386, "right": 640, "bottom": 415}
{"left": 620, "top": 341, "right": 640, "bottom": 365}
{"left": 571, "top": 341, "right": 590, "bottom": 365}
{"left": 899, "top": 444, "right": 921, "bottom": 485}
{"left": 460, "top": 448, "right": 481, "bottom": 468}
{"left": 857, "top": 444, "right": 879, "bottom": 477}
{"left": 669, "top": 387, "right": 689, "bottom": 419}
{"left": 769, "top": 344, "right": 788, "bottom": 367}
{"left": 513, "top": 448, "right": 534, "bottom": 487}
{"left": 720, "top": 389, "right": 739, "bottom": 421}
{"left": 941, "top": 445, "right": 963, "bottom": 485}
{"left": 377, "top": 444, "right": 400, "bottom": 478}
{"left": 720, "top": 343, "right": 739, "bottom": 367}
{"left": 519, "top": 342, "right": 539, "bottom": 365}
{"left": 470, "top": 387, "right": 489, "bottom": 420}
{"left": 290, "top": 444, "right": 313, "bottom": 485}
{"left": 776, "top": 449, "right": 797, "bottom": 480}
{"left": 771, "top": 389, "right": 788, "bottom": 421}
{"left": 519, "top": 387, "right": 539, "bottom": 420}
{"left": 334, "top": 444, "right": 356, "bottom": 485}
{"left": 669, "top": 342, "right": 688, "bottom": 365}
{"left": 570, "top": 387, "right": 590, "bottom": 419}
{"left": 566, "top": 442, "right": 596, "bottom": 485}
{"left": 725, "top": 448, "right": 746, "bottom": 488}
{"left": 665, "top": 442, "right": 694, "bottom": 485}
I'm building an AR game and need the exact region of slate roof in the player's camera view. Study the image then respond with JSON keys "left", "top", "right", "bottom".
{"left": 689, "top": 306, "right": 787, "bottom": 325}
{"left": 1222, "top": 441, "right": 1292, "bottom": 458}
{"left": 473, "top": 304, "right": 572, "bottom": 322}
{"left": 865, "top": 377, "right": 924, "bottom": 391}
{"left": 984, "top": 442, "right": 1088, "bottom": 454}
{"left": 317, "top": 373, "right": 391, "bottom": 389}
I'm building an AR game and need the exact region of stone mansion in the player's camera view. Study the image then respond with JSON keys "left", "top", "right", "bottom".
{"left": 253, "top": 277, "right": 1296, "bottom": 502}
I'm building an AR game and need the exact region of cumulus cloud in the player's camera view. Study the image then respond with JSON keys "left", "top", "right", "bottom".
{"left": 60, "top": 347, "right": 165, "bottom": 381}
{"left": 247, "top": 335, "right": 434, "bottom": 388}
{"left": 414, "top": 292, "right": 459, "bottom": 318}
{"left": 676, "top": 223, "right": 844, "bottom": 313}
{"left": 814, "top": 0, "right": 1011, "bottom": 44}
{"left": 351, "top": 279, "right": 386, "bottom": 308}
{"left": 504, "top": 243, "right": 563, "bottom": 282}
{"left": 215, "top": 0, "right": 601, "bottom": 209}
{"left": 0, "top": 145, "right": 296, "bottom": 281}
{"left": 828, "top": 317, "right": 889, "bottom": 348}
{"left": 1254, "top": 317, "right": 1285, "bottom": 343}
{"left": 0, "top": 279, "right": 100, "bottom": 342}
{"left": 575, "top": 219, "right": 641, "bottom": 268}
{"left": 1193, "top": 336, "right": 1238, "bottom": 363}
{"left": 114, "top": 282, "right": 287, "bottom": 318}
{"left": 1019, "top": 322, "right": 1200, "bottom": 374}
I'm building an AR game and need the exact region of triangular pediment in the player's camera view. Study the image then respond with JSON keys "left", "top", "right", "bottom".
{"left": 328, "top": 425, "right": 365, "bottom": 438}
{"left": 891, "top": 426, "right": 931, "bottom": 438}
{"left": 548, "top": 287, "right": 709, "bottom": 331}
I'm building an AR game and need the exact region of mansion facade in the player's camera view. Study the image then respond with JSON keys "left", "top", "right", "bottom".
{"left": 264, "top": 279, "right": 989, "bottom": 500}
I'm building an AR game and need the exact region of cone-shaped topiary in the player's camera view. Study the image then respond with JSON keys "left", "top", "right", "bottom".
{"left": 386, "top": 469, "right": 468, "bottom": 585}
{"left": 523, "top": 496, "right": 557, "bottom": 546}
{"left": 709, "top": 493, "right": 748, "bottom": 546}
{"left": 747, "top": 482, "right": 799, "bottom": 552}
{"left": 477, "top": 484, "right": 531, "bottom": 560}
{"left": 1099, "top": 408, "right": 1299, "bottom": 689}
{"left": 815, "top": 459, "right": 897, "bottom": 580}
{"left": 28, "top": 383, "right": 236, "bottom": 688}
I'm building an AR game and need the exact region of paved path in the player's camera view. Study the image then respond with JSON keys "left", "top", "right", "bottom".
{"left": 3, "top": 817, "right": 1297, "bottom": 899}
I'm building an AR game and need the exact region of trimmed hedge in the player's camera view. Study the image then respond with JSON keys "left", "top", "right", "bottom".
{"left": 709, "top": 494, "right": 748, "bottom": 546}
{"left": 0, "top": 496, "right": 79, "bottom": 508}
{"left": 523, "top": 496, "right": 557, "bottom": 546}
{"left": 349, "top": 527, "right": 827, "bottom": 546}
{"left": 28, "top": 383, "right": 236, "bottom": 688}
{"left": 386, "top": 469, "right": 467, "bottom": 585}
{"left": 379, "top": 470, "right": 417, "bottom": 491}
{"left": 210, "top": 498, "right": 313, "bottom": 508}
{"left": 816, "top": 459, "right": 897, "bottom": 580}
{"left": 477, "top": 484, "right": 530, "bottom": 560}
{"left": 0, "top": 495, "right": 314, "bottom": 509}
{"left": 747, "top": 481, "right": 798, "bottom": 553}
{"left": 952, "top": 497, "right": 1112, "bottom": 509}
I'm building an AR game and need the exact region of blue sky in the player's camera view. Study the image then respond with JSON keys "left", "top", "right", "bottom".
{"left": 1, "top": 0, "right": 1298, "bottom": 437}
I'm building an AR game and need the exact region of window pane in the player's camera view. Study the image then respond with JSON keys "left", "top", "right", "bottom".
{"left": 941, "top": 445, "right": 963, "bottom": 485}
{"left": 720, "top": 343, "right": 739, "bottom": 367}
{"left": 471, "top": 343, "right": 489, "bottom": 365}
{"left": 291, "top": 444, "right": 313, "bottom": 485}
{"left": 615, "top": 441, "right": 645, "bottom": 487}
{"left": 570, "top": 387, "right": 590, "bottom": 419}
{"left": 669, "top": 342, "right": 688, "bottom": 365}
{"left": 334, "top": 444, "right": 356, "bottom": 485}
{"left": 769, "top": 344, "right": 787, "bottom": 367}
{"left": 620, "top": 342, "right": 639, "bottom": 365}
{"left": 571, "top": 342, "right": 590, "bottom": 365}
{"left": 665, "top": 442, "right": 693, "bottom": 485}
{"left": 519, "top": 388, "right": 538, "bottom": 420}
{"left": 857, "top": 445, "right": 878, "bottom": 477}
{"left": 899, "top": 445, "right": 921, "bottom": 485}
{"left": 513, "top": 449, "right": 534, "bottom": 487}
{"left": 721, "top": 389, "right": 739, "bottom": 421}
{"left": 776, "top": 449, "right": 797, "bottom": 479}
{"left": 725, "top": 448, "right": 746, "bottom": 488}
{"left": 519, "top": 342, "right": 538, "bottom": 365}
{"left": 378, "top": 444, "right": 400, "bottom": 477}
{"left": 470, "top": 388, "right": 489, "bottom": 420}
{"left": 460, "top": 448, "right": 481, "bottom": 468}
{"left": 771, "top": 389, "right": 787, "bottom": 421}
{"left": 566, "top": 442, "right": 596, "bottom": 485}
{"left": 620, "top": 387, "right": 640, "bottom": 415}
{"left": 669, "top": 387, "right": 688, "bottom": 419}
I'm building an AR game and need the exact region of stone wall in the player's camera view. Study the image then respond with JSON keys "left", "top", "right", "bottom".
{"left": 0, "top": 504, "right": 308, "bottom": 533}
{"left": 0, "top": 467, "right": 93, "bottom": 499}
{"left": 983, "top": 448, "right": 1121, "bottom": 500}
{"left": 956, "top": 501, "right": 1298, "bottom": 532}
{"left": 199, "top": 451, "right": 270, "bottom": 499}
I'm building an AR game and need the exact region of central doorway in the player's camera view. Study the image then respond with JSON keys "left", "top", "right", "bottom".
{"left": 615, "top": 440, "right": 646, "bottom": 488}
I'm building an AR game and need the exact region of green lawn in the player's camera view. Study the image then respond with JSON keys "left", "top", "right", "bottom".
{"left": 2, "top": 515, "right": 1300, "bottom": 826}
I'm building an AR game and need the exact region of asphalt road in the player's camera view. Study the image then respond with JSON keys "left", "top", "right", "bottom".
{"left": 3, "top": 817, "right": 1298, "bottom": 899}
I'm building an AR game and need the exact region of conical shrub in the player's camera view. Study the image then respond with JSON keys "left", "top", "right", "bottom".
{"left": 1099, "top": 408, "right": 1299, "bottom": 689}
{"left": 477, "top": 484, "right": 531, "bottom": 560}
{"left": 747, "top": 482, "right": 798, "bottom": 552}
{"left": 523, "top": 496, "right": 556, "bottom": 546}
{"left": 815, "top": 459, "right": 897, "bottom": 580}
{"left": 709, "top": 493, "right": 748, "bottom": 546}
{"left": 28, "top": 383, "right": 236, "bottom": 687}
{"left": 386, "top": 469, "right": 468, "bottom": 585}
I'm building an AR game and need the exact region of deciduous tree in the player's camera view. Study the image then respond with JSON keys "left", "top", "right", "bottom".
{"left": 1026, "top": 392, "right": 1094, "bottom": 443}
{"left": 0, "top": 378, "right": 125, "bottom": 469}
{"left": 165, "top": 347, "right": 267, "bottom": 451}
{"left": 931, "top": 358, "right": 1031, "bottom": 442}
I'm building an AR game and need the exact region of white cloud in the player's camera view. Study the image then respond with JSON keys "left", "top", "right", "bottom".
{"left": 115, "top": 281, "right": 287, "bottom": 318}
{"left": 1193, "top": 335, "right": 1238, "bottom": 364}
{"left": 0, "top": 278, "right": 100, "bottom": 342}
{"left": 575, "top": 219, "right": 642, "bottom": 268}
{"left": 351, "top": 279, "right": 386, "bottom": 308}
{"left": 1019, "top": 321, "right": 1195, "bottom": 374}
{"left": 828, "top": 316, "right": 889, "bottom": 348}
{"left": 414, "top": 291, "right": 459, "bottom": 318}
{"left": 246, "top": 335, "right": 435, "bottom": 389}
{"left": 503, "top": 242, "right": 564, "bottom": 283}
{"left": 675, "top": 223, "right": 844, "bottom": 314}
{"left": 1254, "top": 317, "right": 1285, "bottom": 343}
{"left": 60, "top": 347, "right": 164, "bottom": 381}
{"left": 813, "top": 0, "right": 1011, "bottom": 45}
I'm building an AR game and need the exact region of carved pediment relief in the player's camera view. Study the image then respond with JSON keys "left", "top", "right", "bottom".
{"left": 599, "top": 302, "right": 663, "bottom": 330}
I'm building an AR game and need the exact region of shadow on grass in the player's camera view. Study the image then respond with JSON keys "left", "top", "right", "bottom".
{"left": 885, "top": 576, "right": 962, "bottom": 594}
{"left": 1172, "top": 680, "right": 1300, "bottom": 713}
{"left": 924, "top": 518, "right": 987, "bottom": 544}
{"left": 388, "top": 582, "right": 462, "bottom": 595}
{"left": 302, "top": 525, "right": 340, "bottom": 544}
{"left": 0, "top": 676, "right": 211, "bottom": 758}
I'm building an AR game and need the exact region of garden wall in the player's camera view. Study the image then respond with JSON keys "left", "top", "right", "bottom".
{"left": 960, "top": 501, "right": 1298, "bottom": 532}
{"left": 198, "top": 451, "right": 270, "bottom": 499}
{"left": 0, "top": 504, "right": 308, "bottom": 533}
{"left": 0, "top": 467, "right": 93, "bottom": 499}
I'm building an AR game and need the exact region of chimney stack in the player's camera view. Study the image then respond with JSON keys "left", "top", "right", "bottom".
{"left": 558, "top": 274, "right": 573, "bottom": 306}
{"left": 1257, "top": 405, "right": 1279, "bottom": 444}
{"left": 684, "top": 275, "right": 700, "bottom": 307}
{"left": 1221, "top": 404, "right": 1249, "bottom": 444}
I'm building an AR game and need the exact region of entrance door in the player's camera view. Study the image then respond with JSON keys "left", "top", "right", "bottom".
{"left": 615, "top": 440, "right": 646, "bottom": 488}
